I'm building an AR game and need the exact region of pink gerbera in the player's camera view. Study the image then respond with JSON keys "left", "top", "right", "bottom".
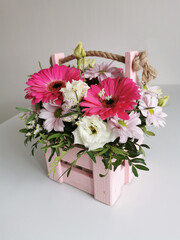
{"left": 79, "top": 77, "right": 140, "bottom": 120}
{"left": 25, "top": 64, "right": 81, "bottom": 105}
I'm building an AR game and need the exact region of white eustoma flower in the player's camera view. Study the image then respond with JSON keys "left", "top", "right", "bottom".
{"left": 108, "top": 112, "right": 144, "bottom": 143}
{"left": 72, "top": 115, "right": 116, "bottom": 151}
{"left": 60, "top": 80, "right": 90, "bottom": 108}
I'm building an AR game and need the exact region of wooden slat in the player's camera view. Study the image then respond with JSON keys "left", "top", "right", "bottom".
{"left": 124, "top": 51, "right": 138, "bottom": 184}
{"left": 62, "top": 163, "right": 94, "bottom": 195}
{"left": 92, "top": 156, "right": 125, "bottom": 206}
{"left": 62, "top": 148, "right": 93, "bottom": 170}
{"left": 45, "top": 148, "right": 64, "bottom": 183}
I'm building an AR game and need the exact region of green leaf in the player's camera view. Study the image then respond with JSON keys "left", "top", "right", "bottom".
{"left": 16, "top": 107, "right": 31, "bottom": 112}
{"left": 132, "top": 166, "right": 138, "bottom": 177}
{"left": 47, "top": 133, "right": 61, "bottom": 140}
{"left": 112, "top": 159, "right": 123, "bottom": 171}
{"left": 40, "top": 133, "right": 47, "bottom": 140}
{"left": 118, "top": 120, "right": 127, "bottom": 127}
{"left": 140, "top": 144, "right": 150, "bottom": 149}
{"left": 111, "top": 146, "right": 128, "bottom": 156}
{"left": 38, "top": 139, "right": 46, "bottom": 144}
{"left": 40, "top": 143, "right": 55, "bottom": 150}
{"left": 102, "top": 158, "right": 109, "bottom": 169}
{"left": 52, "top": 142, "right": 64, "bottom": 148}
{"left": 128, "top": 160, "right": 132, "bottom": 166}
{"left": 38, "top": 61, "right": 43, "bottom": 70}
{"left": 48, "top": 167, "right": 55, "bottom": 176}
{"left": 131, "top": 158, "right": 146, "bottom": 165}
{"left": 113, "top": 155, "right": 126, "bottom": 161}
{"left": 35, "top": 103, "right": 40, "bottom": 111}
{"left": 146, "top": 131, "right": 155, "bottom": 136}
{"left": 91, "top": 148, "right": 104, "bottom": 152}
{"left": 53, "top": 168, "right": 56, "bottom": 180}
{"left": 99, "top": 173, "right": 106, "bottom": 178}
{"left": 19, "top": 128, "right": 28, "bottom": 133}
{"left": 67, "top": 168, "right": 72, "bottom": 177}
{"left": 95, "top": 146, "right": 110, "bottom": 156}
{"left": 50, "top": 161, "right": 58, "bottom": 168}
{"left": 77, "top": 150, "right": 86, "bottom": 158}
{"left": 54, "top": 150, "right": 67, "bottom": 162}
{"left": 148, "top": 109, "right": 154, "bottom": 115}
{"left": 139, "top": 146, "right": 145, "bottom": 157}
{"left": 56, "top": 147, "right": 60, "bottom": 156}
{"left": 26, "top": 113, "right": 36, "bottom": 124}
{"left": 128, "top": 151, "right": 141, "bottom": 158}
{"left": 48, "top": 148, "right": 56, "bottom": 162}
{"left": 125, "top": 141, "right": 137, "bottom": 152}
{"left": 59, "top": 111, "right": 76, "bottom": 118}
{"left": 143, "top": 85, "right": 148, "bottom": 91}
{"left": 87, "top": 151, "right": 96, "bottom": 163}
{"left": 135, "top": 165, "right": 149, "bottom": 171}
{"left": 141, "top": 126, "right": 155, "bottom": 136}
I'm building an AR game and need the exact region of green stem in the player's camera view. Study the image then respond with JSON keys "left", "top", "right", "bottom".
{"left": 82, "top": 57, "right": 85, "bottom": 81}
{"left": 77, "top": 59, "right": 82, "bottom": 81}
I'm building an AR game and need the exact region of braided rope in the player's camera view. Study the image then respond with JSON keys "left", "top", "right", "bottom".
{"left": 133, "top": 51, "right": 158, "bottom": 83}
{"left": 59, "top": 50, "right": 125, "bottom": 64}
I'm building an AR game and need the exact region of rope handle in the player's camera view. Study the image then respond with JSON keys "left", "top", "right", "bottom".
{"left": 58, "top": 50, "right": 157, "bottom": 84}
{"left": 59, "top": 50, "right": 125, "bottom": 64}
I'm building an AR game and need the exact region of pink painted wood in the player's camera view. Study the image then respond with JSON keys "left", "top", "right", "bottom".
{"left": 45, "top": 51, "right": 139, "bottom": 205}
{"left": 51, "top": 53, "right": 64, "bottom": 65}
{"left": 124, "top": 51, "right": 138, "bottom": 184}
{"left": 125, "top": 51, "right": 138, "bottom": 83}
{"left": 45, "top": 148, "right": 130, "bottom": 205}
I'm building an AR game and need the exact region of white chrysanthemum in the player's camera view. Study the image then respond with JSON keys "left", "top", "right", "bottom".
{"left": 72, "top": 115, "right": 116, "bottom": 150}
{"left": 60, "top": 80, "right": 90, "bottom": 108}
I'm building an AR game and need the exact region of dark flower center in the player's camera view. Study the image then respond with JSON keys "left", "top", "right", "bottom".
{"left": 106, "top": 99, "right": 114, "bottom": 105}
{"left": 54, "top": 108, "right": 62, "bottom": 118}
{"left": 89, "top": 126, "right": 97, "bottom": 134}
{"left": 47, "top": 80, "right": 65, "bottom": 92}
{"left": 102, "top": 97, "right": 118, "bottom": 108}
{"left": 53, "top": 83, "right": 62, "bottom": 89}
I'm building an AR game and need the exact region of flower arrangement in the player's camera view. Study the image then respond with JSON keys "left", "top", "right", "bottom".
{"left": 17, "top": 42, "right": 169, "bottom": 178}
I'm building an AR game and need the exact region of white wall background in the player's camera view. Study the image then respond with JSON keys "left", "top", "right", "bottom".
{"left": 0, "top": 0, "right": 180, "bottom": 123}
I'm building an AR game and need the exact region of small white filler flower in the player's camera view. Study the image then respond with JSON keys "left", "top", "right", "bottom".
{"left": 61, "top": 80, "right": 90, "bottom": 108}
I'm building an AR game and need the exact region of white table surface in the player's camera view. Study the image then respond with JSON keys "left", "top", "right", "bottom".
{"left": 0, "top": 85, "right": 180, "bottom": 240}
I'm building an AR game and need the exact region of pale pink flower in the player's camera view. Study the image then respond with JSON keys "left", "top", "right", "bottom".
{"left": 39, "top": 103, "right": 66, "bottom": 132}
{"left": 140, "top": 85, "right": 161, "bottom": 98}
{"left": 108, "top": 112, "right": 144, "bottom": 143}
{"left": 85, "top": 61, "right": 124, "bottom": 82}
{"left": 147, "top": 107, "right": 167, "bottom": 127}
{"left": 139, "top": 95, "right": 167, "bottom": 127}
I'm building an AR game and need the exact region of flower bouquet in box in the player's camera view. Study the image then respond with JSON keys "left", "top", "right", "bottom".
{"left": 17, "top": 42, "right": 169, "bottom": 205}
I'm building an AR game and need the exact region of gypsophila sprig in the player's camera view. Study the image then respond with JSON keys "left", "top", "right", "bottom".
{"left": 16, "top": 42, "right": 169, "bottom": 178}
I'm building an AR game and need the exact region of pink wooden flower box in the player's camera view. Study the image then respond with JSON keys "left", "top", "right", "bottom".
{"left": 45, "top": 148, "right": 134, "bottom": 206}
{"left": 45, "top": 51, "right": 139, "bottom": 206}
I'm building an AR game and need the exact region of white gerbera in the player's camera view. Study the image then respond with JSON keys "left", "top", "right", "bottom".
{"left": 72, "top": 115, "right": 116, "bottom": 150}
